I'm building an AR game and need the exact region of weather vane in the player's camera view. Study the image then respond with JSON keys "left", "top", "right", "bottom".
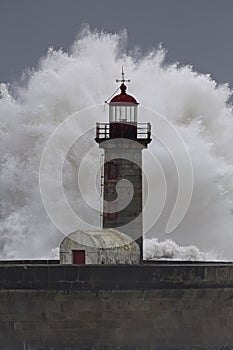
{"left": 116, "top": 66, "right": 130, "bottom": 84}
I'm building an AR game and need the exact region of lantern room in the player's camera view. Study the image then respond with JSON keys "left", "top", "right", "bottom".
{"left": 109, "top": 83, "right": 138, "bottom": 123}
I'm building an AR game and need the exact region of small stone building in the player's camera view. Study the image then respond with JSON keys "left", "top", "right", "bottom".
{"left": 60, "top": 229, "right": 140, "bottom": 264}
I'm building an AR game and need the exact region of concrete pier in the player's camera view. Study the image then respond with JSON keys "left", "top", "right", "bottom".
{"left": 0, "top": 262, "right": 233, "bottom": 349}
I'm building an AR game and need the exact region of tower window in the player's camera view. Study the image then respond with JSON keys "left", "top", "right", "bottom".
{"left": 106, "top": 202, "right": 118, "bottom": 221}
{"left": 107, "top": 161, "right": 118, "bottom": 179}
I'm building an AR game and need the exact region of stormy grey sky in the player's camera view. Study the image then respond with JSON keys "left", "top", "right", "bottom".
{"left": 0, "top": 0, "right": 233, "bottom": 91}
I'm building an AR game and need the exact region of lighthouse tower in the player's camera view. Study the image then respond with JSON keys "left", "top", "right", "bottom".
{"left": 95, "top": 69, "right": 151, "bottom": 260}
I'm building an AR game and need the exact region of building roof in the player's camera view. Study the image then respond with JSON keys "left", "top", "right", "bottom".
{"left": 61, "top": 229, "right": 138, "bottom": 249}
{"left": 110, "top": 83, "right": 138, "bottom": 104}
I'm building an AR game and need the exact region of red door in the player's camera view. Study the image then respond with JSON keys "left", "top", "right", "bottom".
{"left": 72, "top": 250, "right": 85, "bottom": 264}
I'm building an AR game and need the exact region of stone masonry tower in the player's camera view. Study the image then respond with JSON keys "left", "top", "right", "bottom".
{"left": 95, "top": 69, "right": 151, "bottom": 260}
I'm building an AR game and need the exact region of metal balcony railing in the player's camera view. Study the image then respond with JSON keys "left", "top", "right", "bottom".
{"left": 96, "top": 122, "right": 151, "bottom": 141}
{"left": 96, "top": 123, "right": 110, "bottom": 139}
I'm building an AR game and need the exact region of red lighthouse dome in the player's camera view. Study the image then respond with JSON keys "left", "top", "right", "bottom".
{"left": 110, "top": 83, "right": 138, "bottom": 104}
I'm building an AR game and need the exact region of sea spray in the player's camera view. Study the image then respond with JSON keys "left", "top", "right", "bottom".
{"left": 144, "top": 238, "right": 221, "bottom": 261}
{"left": 1, "top": 28, "right": 233, "bottom": 259}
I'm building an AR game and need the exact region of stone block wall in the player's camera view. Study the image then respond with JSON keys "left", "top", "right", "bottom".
{"left": 0, "top": 263, "right": 233, "bottom": 349}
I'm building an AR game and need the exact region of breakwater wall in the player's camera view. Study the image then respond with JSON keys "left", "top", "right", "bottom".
{"left": 0, "top": 262, "right": 233, "bottom": 349}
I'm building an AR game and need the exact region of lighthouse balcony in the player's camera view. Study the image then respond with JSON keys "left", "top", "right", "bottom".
{"left": 95, "top": 122, "right": 151, "bottom": 146}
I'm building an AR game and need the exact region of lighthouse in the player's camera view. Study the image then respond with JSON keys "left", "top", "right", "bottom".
{"left": 95, "top": 69, "right": 151, "bottom": 260}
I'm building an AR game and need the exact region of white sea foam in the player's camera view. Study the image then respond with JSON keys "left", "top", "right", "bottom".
{"left": 144, "top": 238, "right": 221, "bottom": 261}
{"left": 1, "top": 27, "right": 233, "bottom": 259}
